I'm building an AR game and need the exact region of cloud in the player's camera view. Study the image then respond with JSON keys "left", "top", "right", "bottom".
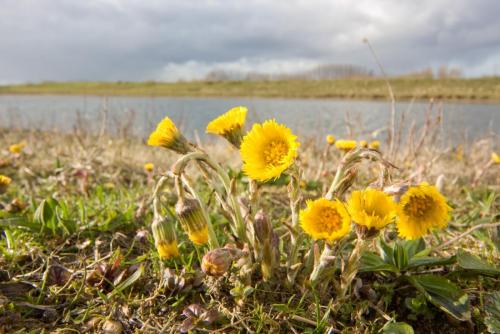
{"left": 1, "top": 0, "right": 500, "bottom": 83}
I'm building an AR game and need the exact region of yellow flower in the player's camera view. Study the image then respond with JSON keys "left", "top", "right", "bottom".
{"left": 151, "top": 216, "right": 179, "bottom": 260}
{"left": 335, "top": 140, "right": 357, "bottom": 151}
{"left": 0, "top": 175, "right": 12, "bottom": 193}
{"left": 300, "top": 198, "right": 351, "bottom": 243}
{"left": 144, "top": 162, "right": 154, "bottom": 172}
{"left": 206, "top": 106, "right": 247, "bottom": 147}
{"left": 492, "top": 152, "right": 500, "bottom": 164}
{"left": 359, "top": 140, "right": 368, "bottom": 148}
{"left": 9, "top": 141, "right": 26, "bottom": 154}
{"left": 368, "top": 140, "right": 381, "bottom": 150}
{"left": 396, "top": 183, "right": 451, "bottom": 240}
{"left": 240, "top": 119, "right": 300, "bottom": 182}
{"left": 326, "top": 135, "right": 335, "bottom": 145}
{"left": 175, "top": 198, "right": 209, "bottom": 245}
{"left": 147, "top": 117, "right": 191, "bottom": 154}
{"left": 156, "top": 240, "right": 179, "bottom": 260}
{"left": 347, "top": 189, "right": 396, "bottom": 230}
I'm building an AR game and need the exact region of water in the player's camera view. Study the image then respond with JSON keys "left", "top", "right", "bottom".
{"left": 0, "top": 95, "right": 498, "bottom": 144}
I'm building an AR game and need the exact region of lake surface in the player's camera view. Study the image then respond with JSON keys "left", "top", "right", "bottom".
{"left": 0, "top": 95, "right": 499, "bottom": 144}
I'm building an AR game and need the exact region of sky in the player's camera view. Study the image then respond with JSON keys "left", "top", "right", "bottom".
{"left": 1, "top": 0, "right": 500, "bottom": 83}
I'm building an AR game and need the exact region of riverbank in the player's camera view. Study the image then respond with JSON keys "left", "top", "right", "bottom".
{"left": 2, "top": 77, "right": 500, "bottom": 101}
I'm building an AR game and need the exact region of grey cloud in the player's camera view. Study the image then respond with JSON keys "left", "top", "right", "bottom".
{"left": 1, "top": 0, "right": 500, "bottom": 83}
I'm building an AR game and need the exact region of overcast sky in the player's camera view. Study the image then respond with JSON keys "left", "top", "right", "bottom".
{"left": 1, "top": 0, "right": 500, "bottom": 83}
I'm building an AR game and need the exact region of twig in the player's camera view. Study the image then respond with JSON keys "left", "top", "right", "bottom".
{"left": 431, "top": 222, "right": 500, "bottom": 253}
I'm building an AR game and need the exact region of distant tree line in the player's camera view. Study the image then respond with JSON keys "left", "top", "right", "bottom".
{"left": 203, "top": 63, "right": 463, "bottom": 82}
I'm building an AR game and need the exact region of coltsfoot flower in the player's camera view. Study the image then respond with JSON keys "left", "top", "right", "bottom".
{"left": 335, "top": 140, "right": 357, "bottom": 151}
{"left": 151, "top": 216, "right": 179, "bottom": 260}
{"left": 206, "top": 106, "right": 247, "bottom": 147}
{"left": 347, "top": 189, "right": 396, "bottom": 230}
{"left": 240, "top": 119, "right": 300, "bottom": 182}
{"left": 144, "top": 162, "right": 154, "bottom": 172}
{"left": 368, "top": 140, "right": 381, "bottom": 150}
{"left": 396, "top": 183, "right": 451, "bottom": 240}
{"left": 300, "top": 198, "right": 351, "bottom": 243}
{"left": 0, "top": 175, "right": 12, "bottom": 194}
{"left": 9, "top": 141, "right": 26, "bottom": 154}
{"left": 175, "top": 198, "right": 209, "bottom": 245}
{"left": 148, "top": 117, "right": 192, "bottom": 154}
{"left": 359, "top": 140, "right": 368, "bottom": 148}
{"left": 492, "top": 152, "right": 500, "bottom": 164}
{"left": 326, "top": 135, "right": 336, "bottom": 145}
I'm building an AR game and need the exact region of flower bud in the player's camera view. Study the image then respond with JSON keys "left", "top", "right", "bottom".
{"left": 201, "top": 248, "right": 234, "bottom": 276}
{"left": 175, "top": 198, "right": 209, "bottom": 245}
{"left": 253, "top": 210, "right": 271, "bottom": 244}
{"left": 326, "top": 135, "right": 335, "bottom": 145}
{"left": 359, "top": 140, "right": 368, "bottom": 148}
{"left": 368, "top": 140, "right": 381, "bottom": 150}
{"left": 151, "top": 216, "right": 179, "bottom": 260}
{"left": 0, "top": 175, "right": 12, "bottom": 194}
{"left": 253, "top": 210, "right": 276, "bottom": 281}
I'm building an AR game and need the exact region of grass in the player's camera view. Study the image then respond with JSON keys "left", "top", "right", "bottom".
{"left": 1, "top": 77, "right": 500, "bottom": 101}
{"left": 0, "top": 118, "right": 499, "bottom": 333}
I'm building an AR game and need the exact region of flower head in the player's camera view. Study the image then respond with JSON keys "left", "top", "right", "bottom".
{"left": 492, "top": 152, "right": 500, "bottom": 164}
{"left": 359, "top": 140, "right": 368, "bottom": 148}
{"left": 157, "top": 240, "right": 179, "bottom": 259}
{"left": 326, "top": 135, "right": 336, "bottom": 145}
{"left": 201, "top": 248, "right": 234, "bottom": 276}
{"left": 144, "top": 162, "right": 154, "bottom": 172}
{"left": 335, "top": 140, "right": 357, "bottom": 151}
{"left": 300, "top": 198, "right": 351, "bottom": 243}
{"left": 148, "top": 117, "right": 191, "bottom": 154}
{"left": 206, "top": 106, "right": 247, "bottom": 147}
{"left": 240, "top": 120, "right": 300, "bottom": 182}
{"left": 175, "top": 198, "right": 209, "bottom": 245}
{"left": 369, "top": 140, "right": 381, "bottom": 150}
{"left": 0, "top": 175, "right": 12, "bottom": 194}
{"left": 151, "top": 216, "right": 179, "bottom": 260}
{"left": 347, "top": 189, "right": 396, "bottom": 230}
{"left": 9, "top": 141, "right": 26, "bottom": 154}
{"left": 396, "top": 183, "right": 451, "bottom": 239}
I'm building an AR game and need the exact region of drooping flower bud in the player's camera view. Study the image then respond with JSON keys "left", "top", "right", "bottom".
{"left": 151, "top": 216, "right": 179, "bottom": 260}
{"left": 201, "top": 248, "right": 234, "bottom": 276}
{"left": 253, "top": 210, "right": 276, "bottom": 281}
{"left": 175, "top": 198, "right": 209, "bottom": 245}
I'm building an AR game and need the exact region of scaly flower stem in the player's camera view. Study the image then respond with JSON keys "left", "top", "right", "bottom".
{"left": 309, "top": 243, "right": 335, "bottom": 285}
{"left": 286, "top": 167, "right": 302, "bottom": 285}
{"left": 172, "top": 152, "right": 248, "bottom": 244}
{"left": 339, "top": 234, "right": 366, "bottom": 298}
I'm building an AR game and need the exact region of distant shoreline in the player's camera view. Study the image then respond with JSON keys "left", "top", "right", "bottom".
{"left": 1, "top": 78, "right": 500, "bottom": 103}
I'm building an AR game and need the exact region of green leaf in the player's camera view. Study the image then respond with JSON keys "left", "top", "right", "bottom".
{"left": 108, "top": 264, "right": 144, "bottom": 298}
{"left": 407, "top": 255, "right": 456, "bottom": 269}
{"left": 408, "top": 275, "right": 470, "bottom": 321}
{"left": 456, "top": 249, "right": 500, "bottom": 277}
{"left": 383, "top": 322, "right": 414, "bottom": 334}
{"left": 403, "top": 239, "right": 426, "bottom": 259}
{"left": 359, "top": 252, "right": 399, "bottom": 273}
{"left": 393, "top": 242, "right": 409, "bottom": 270}
{"left": 378, "top": 239, "right": 395, "bottom": 265}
